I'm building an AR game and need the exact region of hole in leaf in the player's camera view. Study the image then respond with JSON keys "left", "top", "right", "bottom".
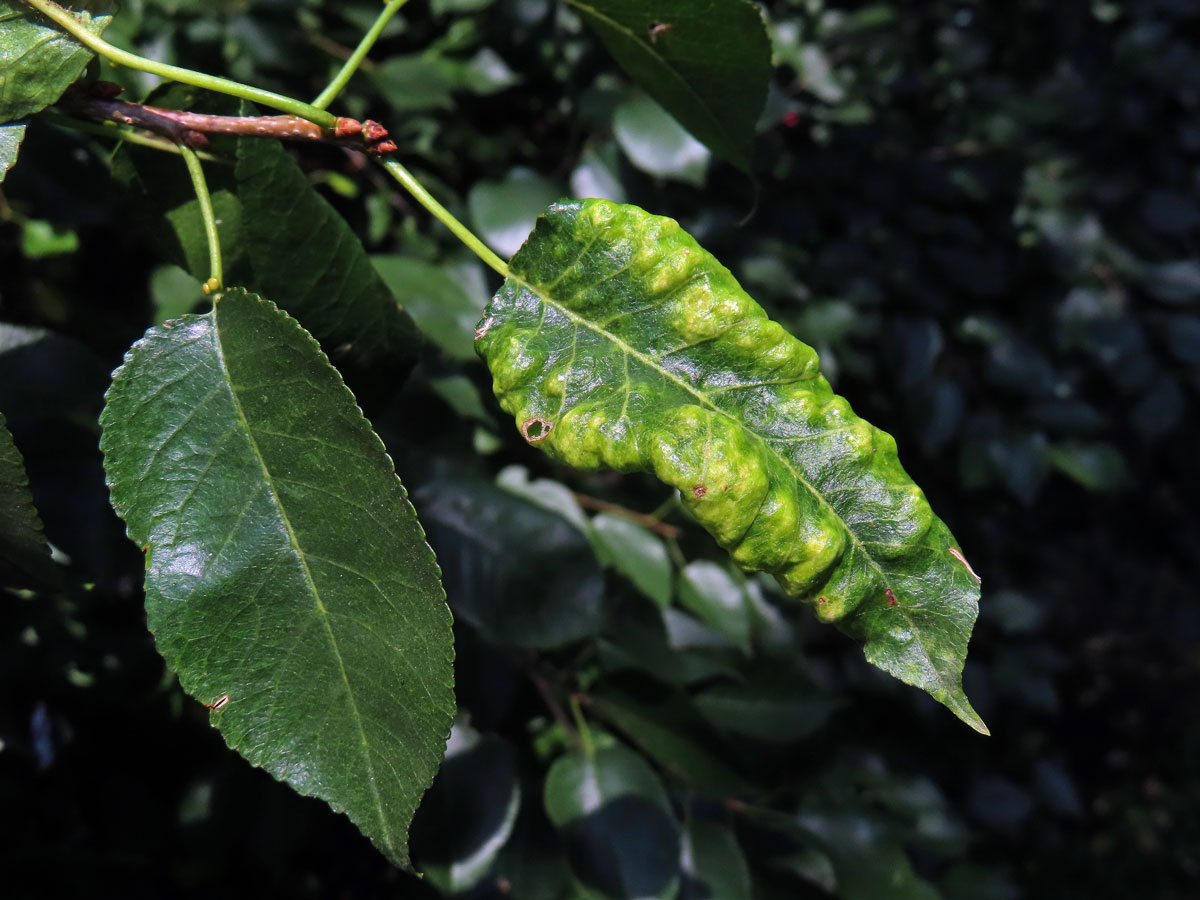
{"left": 521, "top": 418, "right": 553, "bottom": 443}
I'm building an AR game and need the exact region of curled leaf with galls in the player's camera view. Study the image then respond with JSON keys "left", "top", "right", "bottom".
{"left": 476, "top": 199, "right": 987, "bottom": 733}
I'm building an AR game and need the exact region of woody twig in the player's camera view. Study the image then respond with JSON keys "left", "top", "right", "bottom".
{"left": 58, "top": 82, "right": 398, "bottom": 155}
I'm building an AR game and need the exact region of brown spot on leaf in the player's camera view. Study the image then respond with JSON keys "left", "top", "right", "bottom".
{"left": 817, "top": 596, "right": 828, "bottom": 605}
{"left": 886, "top": 588, "right": 898, "bottom": 607}
{"left": 521, "top": 418, "right": 553, "bottom": 443}
{"left": 692, "top": 485, "right": 707, "bottom": 497}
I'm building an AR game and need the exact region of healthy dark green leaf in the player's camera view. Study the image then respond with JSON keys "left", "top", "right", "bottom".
{"left": 371, "top": 255, "right": 486, "bottom": 361}
{"left": 589, "top": 689, "right": 752, "bottom": 796}
{"left": 676, "top": 560, "right": 752, "bottom": 651}
{"left": 476, "top": 199, "right": 986, "bottom": 733}
{"left": 0, "top": 121, "right": 24, "bottom": 181}
{"left": 565, "top": 0, "right": 771, "bottom": 171}
{"left": 416, "top": 479, "right": 609, "bottom": 649}
{"left": 591, "top": 512, "right": 672, "bottom": 608}
{"left": 0, "top": 0, "right": 111, "bottom": 121}
{"left": 0, "top": 409, "right": 55, "bottom": 586}
{"left": 679, "top": 819, "right": 751, "bottom": 900}
{"left": 411, "top": 727, "right": 520, "bottom": 894}
{"left": 235, "top": 137, "right": 421, "bottom": 377}
{"left": 544, "top": 744, "right": 681, "bottom": 900}
{"left": 100, "top": 288, "right": 454, "bottom": 869}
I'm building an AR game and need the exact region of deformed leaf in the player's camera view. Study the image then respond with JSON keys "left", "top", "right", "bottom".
{"left": 565, "top": 0, "right": 771, "bottom": 171}
{"left": 475, "top": 200, "right": 986, "bottom": 733}
{"left": 1, "top": 121, "right": 25, "bottom": 182}
{"left": 0, "top": 0, "right": 111, "bottom": 121}
{"left": 100, "top": 288, "right": 454, "bottom": 868}
{"left": 0, "top": 409, "right": 56, "bottom": 586}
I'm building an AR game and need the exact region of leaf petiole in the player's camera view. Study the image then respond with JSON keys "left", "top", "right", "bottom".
{"left": 379, "top": 157, "right": 510, "bottom": 278}
{"left": 20, "top": 0, "right": 336, "bottom": 128}
{"left": 311, "top": 0, "right": 412, "bottom": 110}
{"left": 178, "top": 146, "right": 223, "bottom": 294}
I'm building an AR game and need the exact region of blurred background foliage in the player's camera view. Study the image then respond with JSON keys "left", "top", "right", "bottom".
{"left": 1, "top": 0, "right": 1198, "bottom": 897}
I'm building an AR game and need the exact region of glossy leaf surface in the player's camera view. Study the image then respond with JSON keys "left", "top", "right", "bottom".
{"left": 565, "top": 0, "right": 771, "bottom": 171}
{"left": 476, "top": 199, "right": 985, "bottom": 732}
{"left": 0, "top": 0, "right": 110, "bottom": 121}
{"left": 100, "top": 288, "right": 454, "bottom": 868}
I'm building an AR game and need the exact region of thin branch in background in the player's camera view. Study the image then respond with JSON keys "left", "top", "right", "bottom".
{"left": 523, "top": 656, "right": 583, "bottom": 752}
{"left": 572, "top": 492, "right": 684, "bottom": 538}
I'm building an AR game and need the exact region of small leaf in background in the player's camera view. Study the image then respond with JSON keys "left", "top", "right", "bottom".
{"left": 372, "top": 53, "right": 458, "bottom": 113}
{"left": 1046, "top": 441, "right": 1127, "bottom": 492}
{"left": 589, "top": 689, "right": 751, "bottom": 797}
{"left": 677, "top": 560, "right": 752, "bottom": 651}
{"left": 679, "top": 819, "right": 751, "bottom": 900}
{"left": 468, "top": 167, "right": 563, "bottom": 259}
{"left": 0, "top": 122, "right": 25, "bottom": 182}
{"left": 591, "top": 512, "right": 672, "bottom": 608}
{"left": 411, "top": 725, "right": 521, "bottom": 895}
{"left": 20, "top": 219, "right": 78, "bottom": 258}
{"left": 544, "top": 744, "right": 681, "bottom": 900}
{"left": 570, "top": 144, "right": 627, "bottom": 204}
{"left": 693, "top": 677, "right": 843, "bottom": 743}
{"left": 100, "top": 288, "right": 454, "bottom": 869}
{"left": 795, "top": 809, "right": 941, "bottom": 900}
{"left": 417, "top": 479, "right": 609, "bottom": 649}
{"left": 476, "top": 199, "right": 987, "bottom": 732}
{"left": 371, "top": 255, "right": 486, "bottom": 361}
{"left": 236, "top": 137, "right": 421, "bottom": 378}
{"left": 565, "top": 0, "right": 771, "bottom": 171}
{"left": 495, "top": 464, "right": 590, "bottom": 532}
{"left": 0, "top": 410, "right": 56, "bottom": 587}
{"left": 0, "top": 0, "right": 111, "bottom": 120}
{"left": 110, "top": 86, "right": 252, "bottom": 285}
{"left": 613, "top": 92, "right": 709, "bottom": 186}
{"left": 149, "top": 264, "right": 207, "bottom": 325}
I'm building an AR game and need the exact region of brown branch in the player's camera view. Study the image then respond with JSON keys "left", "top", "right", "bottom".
{"left": 572, "top": 493, "right": 683, "bottom": 539}
{"left": 57, "top": 83, "right": 398, "bottom": 155}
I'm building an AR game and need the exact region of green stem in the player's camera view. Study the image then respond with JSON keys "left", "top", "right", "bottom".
{"left": 569, "top": 695, "right": 595, "bottom": 758}
{"left": 379, "top": 157, "right": 510, "bottom": 278}
{"left": 21, "top": 0, "right": 336, "bottom": 128}
{"left": 179, "top": 146, "right": 223, "bottom": 294}
{"left": 311, "top": 0, "right": 411, "bottom": 110}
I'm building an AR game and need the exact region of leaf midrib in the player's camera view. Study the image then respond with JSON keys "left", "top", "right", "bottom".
{"left": 563, "top": 0, "right": 742, "bottom": 163}
{"left": 210, "top": 301, "right": 395, "bottom": 850}
{"left": 506, "top": 270, "right": 953, "bottom": 692}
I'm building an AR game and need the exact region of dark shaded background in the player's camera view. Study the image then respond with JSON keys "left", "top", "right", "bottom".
{"left": 1, "top": 1, "right": 1197, "bottom": 897}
